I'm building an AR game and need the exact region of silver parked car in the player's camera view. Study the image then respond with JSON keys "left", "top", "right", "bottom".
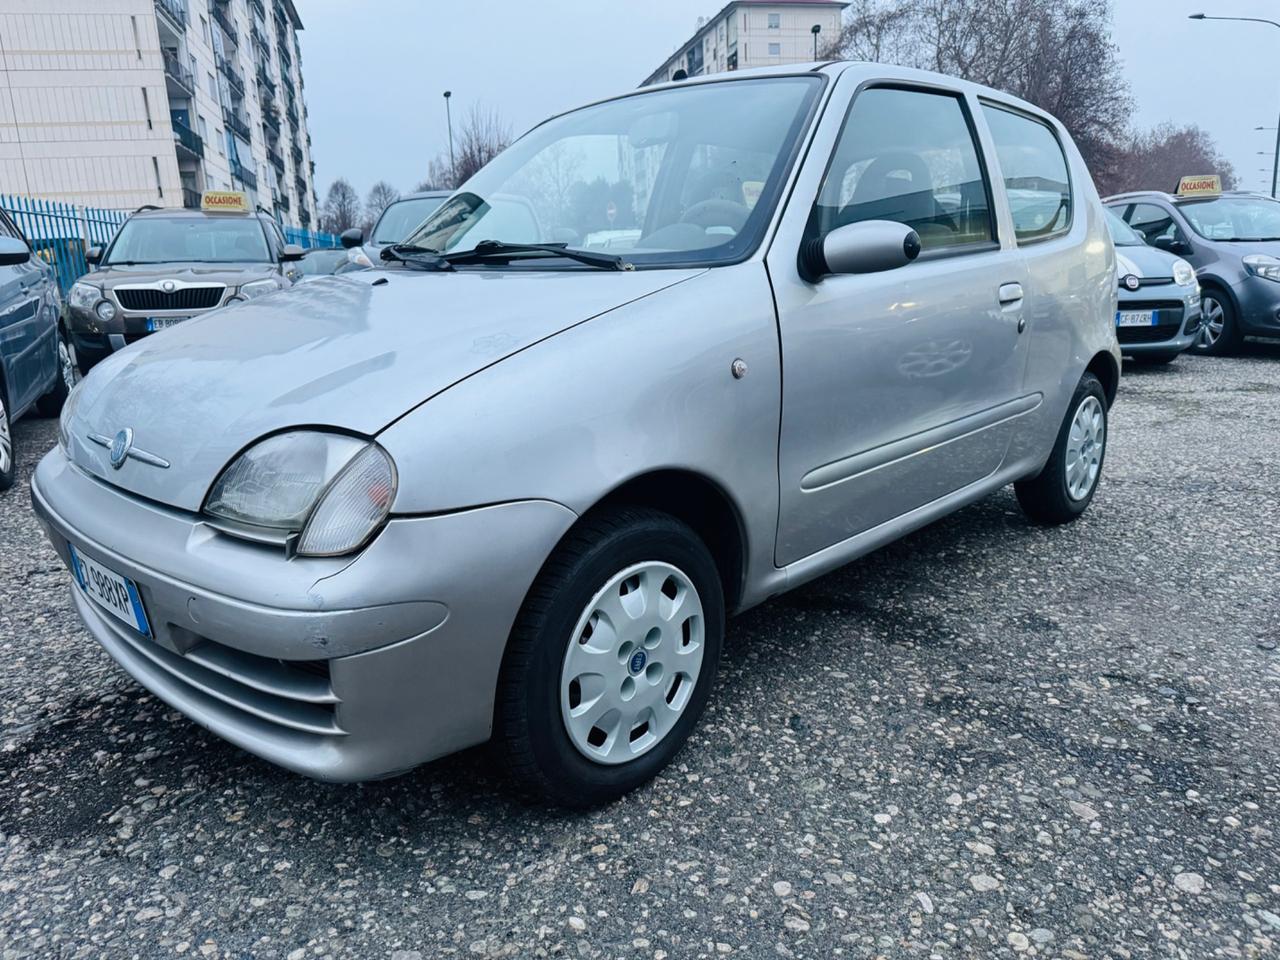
{"left": 33, "top": 63, "right": 1119, "bottom": 806}
{"left": 1105, "top": 208, "right": 1201, "bottom": 364}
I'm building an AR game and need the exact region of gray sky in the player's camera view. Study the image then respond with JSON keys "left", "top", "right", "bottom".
{"left": 300, "top": 0, "right": 1278, "bottom": 201}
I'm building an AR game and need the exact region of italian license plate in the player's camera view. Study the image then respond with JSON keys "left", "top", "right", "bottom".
{"left": 1117, "top": 310, "right": 1156, "bottom": 327}
{"left": 68, "top": 544, "right": 151, "bottom": 637}
{"left": 146, "top": 316, "right": 189, "bottom": 332}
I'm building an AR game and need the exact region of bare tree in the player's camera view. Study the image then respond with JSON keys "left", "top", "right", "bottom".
{"left": 320, "top": 178, "right": 360, "bottom": 234}
{"left": 362, "top": 180, "right": 401, "bottom": 232}
{"left": 414, "top": 156, "right": 456, "bottom": 193}
{"left": 1102, "top": 124, "right": 1238, "bottom": 196}
{"left": 453, "top": 104, "right": 513, "bottom": 185}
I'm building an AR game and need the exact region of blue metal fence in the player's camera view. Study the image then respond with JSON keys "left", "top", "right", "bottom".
{"left": 0, "top": 194, "right": 342, "bottom": 293}
{"left": 284, "top": 226, "right": 342, "bottom": 249}
{"left": 0, "top": 194, "right": 127, "bottom": 295}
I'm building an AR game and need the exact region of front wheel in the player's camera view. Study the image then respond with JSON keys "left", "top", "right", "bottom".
{"left": 0, "top": 390, "right": 15, "bottom": 492}
{"left": 495, "top": 507, "right": 724, "bottom": 807}
{"left": 35, "top": 332, "right": 77, "bottom": 417}
{"left": 1192, "top": 291, "right": 1240, "bottom": 356}
{"left": 1015, "top": 373, "right": 1108, "bottom": 524}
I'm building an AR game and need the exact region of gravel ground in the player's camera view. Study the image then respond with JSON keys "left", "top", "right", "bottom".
{"left": 2, "top": 347, "right": 1280, "bottom": 960}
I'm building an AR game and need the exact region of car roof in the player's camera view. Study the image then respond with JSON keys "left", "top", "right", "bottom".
{"left": 1104, "top": 190, "right": 1273, "bottom": 205}
{"left": 392, "top": 191, "right": 451, "bottom": 201}
{"left": 125, "top": 206, "right": 276, "bottom": 223}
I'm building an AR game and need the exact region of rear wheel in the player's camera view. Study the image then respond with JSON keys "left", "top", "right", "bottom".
{"left": 35, "top": 332, "right": 76, "bottom": 417}
{"left": 495, "top": 507, "right": 724, "bottom": 807}
{"left": 1192, "top": 291, "right": 1240, "bottom": 356}
{"left": 0, "top": 390, "right": 14, "bottom": 492}
{"left": 1015, "top": 372, "right": 1107, "bottom": 524}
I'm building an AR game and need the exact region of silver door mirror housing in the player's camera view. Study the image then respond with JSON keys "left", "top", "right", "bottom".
{"left": 281, "top": 243, "right": 305, "bottom": 262}
{"left": 0, "top": 236, "right": 31, "bottom": 266}
{"left": 803, "top": 220, "right": 921, "bottom": 279}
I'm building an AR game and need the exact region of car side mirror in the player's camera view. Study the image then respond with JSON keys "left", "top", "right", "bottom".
{"left": 1152, "top": 235, "right": 1189, "bottom": 255}
{"left": 85, "top": 245, "right": 103, "bottom": 265}
{"left": 340, "top": 228, "right": 364, "bottom": 249}
{"left": 281, "top": 243, "right": 305, "bottom": 262}
{"left": 802, "top": 220, "right": 922, "bottom": 280}
{"left": 0, "top": 236, "right": 30, "bottom": 266}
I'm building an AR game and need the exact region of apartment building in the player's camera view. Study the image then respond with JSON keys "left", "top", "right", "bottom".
{"left": 643, "top": 0, "right": 847, "bottom": 87}
{"left": 0, "top": 0, "right": 318, "bottom": 228}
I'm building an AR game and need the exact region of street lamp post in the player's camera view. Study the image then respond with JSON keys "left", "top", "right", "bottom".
{"left": 811, "top": 23, "right": 822, "bottom": 60}
{"left": 443, "top": 90, "right": 456, "bottom": 186}
{"left": 1190, "top": 13, "right": 1280, "bottom": 198}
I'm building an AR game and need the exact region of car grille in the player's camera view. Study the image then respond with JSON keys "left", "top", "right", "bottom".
{"left": 1118, "top": 300, "right": 1185, "bottom": 345}
{"left": 115, "top": 285, "right": 225, "bottom": 312}
{"left": 78, "top": 590, "right": 342, "bottom": 738}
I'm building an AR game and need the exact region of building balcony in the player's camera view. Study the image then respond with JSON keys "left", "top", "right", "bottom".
{"left": 299, "top": 206, "right": 311, "bottom": 227}
{"left": 211, "top": 2, "right": 238, "bottom": 47}
{"left": 223, "top": 105, "right": 251, "bottom": 143}
{"left": 267, "top": 145, "right": 285, "bottom": 173}
{"left": 251, "top": 21, "right": 270, "bottom": 56}
{"left": 161, "top": 48, "right": 194, "bottom": 97}
{"left": 285, "top": 99, "right": 299, "bottom": 128}
{"left": 171, "top": 116, "right": 204, "bottom": 160}
{"left": 277, "top": 41, "right": 293, "bottom": 73}
{"left": 217, "top": 54, "right": 244, "bottom": 95}
{"left": 278, "top": 192, "right": 291, "bottom": 212}
{"left": 263, "top": 104, "right": 281, "bottom": 137}
{"left": 256, "top": 62, "right": 277, "bottom": 100}
{"left": 290, "top": 144, "right": 304, "bottom": 168}
{"left": 230, "top": 158, "right": 258, "bottom": 192}
{"left": 182, "top": 186, "right": 201, "bottom": 210}
{"left": 248, "top": 0, "right": 266, "bottom": 18}
{"left": 154, "top": 0, "right": 187, "bottom": 30}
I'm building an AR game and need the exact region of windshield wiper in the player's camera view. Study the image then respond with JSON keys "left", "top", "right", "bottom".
{"left": 380, "top": 243, "right": 455, "bottom": 272}
{"left": 443, "top": 240, "right": 634, "bottom": 271}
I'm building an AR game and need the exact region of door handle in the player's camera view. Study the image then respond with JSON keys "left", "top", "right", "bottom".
{"left": 998, "top": 282, "right": 1024, "bottom": 305}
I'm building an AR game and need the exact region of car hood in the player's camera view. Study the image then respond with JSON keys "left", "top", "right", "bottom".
{"left": 81, "top": 262, "right": 281, "bottom": 290}
{"left": 1115, "top": 245, "right": 1178, "bottom": 279}
{"left": 65, "top": 267, "right": 702, "bottom": 511}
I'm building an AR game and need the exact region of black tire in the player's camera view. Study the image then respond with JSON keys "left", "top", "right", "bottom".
{"left": 495, "top": 507, "right": 725, "bottom": 808}
{"left": 75, "top": 340, "right": 109, "bottom": 377}
{"left": 0, "top": 387, "right": 15, "bottom": 492}
{"left": 1191, "top": 290, "right": 1241, "bottom": 356}
{"left": 35, "top": 332, "right": 76, "bottom": 417}
{"left": 1015, "top": 372, "right": 1108, "bottom": 525}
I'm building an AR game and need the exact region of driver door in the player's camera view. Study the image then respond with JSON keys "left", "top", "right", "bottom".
{"left": 767, "top": 81, "right": 1031, "bottom": 567}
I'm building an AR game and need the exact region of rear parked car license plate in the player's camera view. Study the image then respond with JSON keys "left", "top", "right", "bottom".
{"left": 146, "top": 316, "right": 189, "bottom": 331}
{"left": 68, "top": 544, "right": 151, "bottom": 637}
{"left": 1116, "top": 310, "right": 1156, "bottom": 327}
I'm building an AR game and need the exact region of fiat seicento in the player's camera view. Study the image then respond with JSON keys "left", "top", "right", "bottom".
{"left": 33, "top": 62, "right": 1120, "bottom": 806}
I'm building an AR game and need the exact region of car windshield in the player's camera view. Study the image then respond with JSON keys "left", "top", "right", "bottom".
{"left": 1176, "top": 196, "right": 1280, "bottom": 241}
{"left": 371, "top": 196, "right": 447, "bottom": 245}
{"left": 404, "top": 76, "right": 822, "bottom": 267}
{"left": 104, "top": 215, "right": 271, "bottom": 264}
{"left": 1104, "top": 208, "right": 1146, "bottom": 246}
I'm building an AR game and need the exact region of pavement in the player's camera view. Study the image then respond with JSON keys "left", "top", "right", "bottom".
{"left": 1, "top": 347, "right": 1279, "bottom": 960}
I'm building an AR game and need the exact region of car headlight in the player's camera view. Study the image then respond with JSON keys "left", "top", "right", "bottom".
{"left": 204, "top": 431, "right": 397, "bottom": 556}
{"left": 68, "top": 281, "right": 100, "bottom": 312}
{"left": 238, "top": 278, "right": 279, "bottom": 300}
{"left": 95, "top": 300, "right": 116, "bottom": 322}
{"left": 1172, "top": 258, "right": 1197, "bottom": 287}
{"left": 1243, "top": 254, "right": 1280, "bottom": 282}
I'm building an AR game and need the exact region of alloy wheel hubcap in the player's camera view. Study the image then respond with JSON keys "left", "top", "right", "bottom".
{"left": 0, "top": 397, "right": 10, "bottom": 475}
{"left": 560, "top": 561, "right": 705, "bottom": 765}
{"left": 1198, "top": 297, "right": 1224, "bottom": 349}
{"left": 1065, "top": 395, "right": 1104, "bottom": 501}
{"left": 59, "top": 338, "right": 77, "bottom": 392}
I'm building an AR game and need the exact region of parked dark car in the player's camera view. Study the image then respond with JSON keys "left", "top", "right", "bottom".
{"left": 0, "top": 207, "right": 72, "bottom": 490}
{"left": 340, "top": 191, "right": 451, "bottom": 268}
{"left": 1106, "top": 189, "right": 1280, "bottom": 355}
{"left": 66, "top": 199, "right": 304, "bottom": 374}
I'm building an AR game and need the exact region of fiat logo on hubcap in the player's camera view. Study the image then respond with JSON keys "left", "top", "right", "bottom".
{"left": 628, "top": 650, "right": 647, "bottom": 675}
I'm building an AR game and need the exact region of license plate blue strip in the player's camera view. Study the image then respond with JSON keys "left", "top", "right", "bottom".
{"left": 67, "top": 543, "right": 153, "bottom": 638}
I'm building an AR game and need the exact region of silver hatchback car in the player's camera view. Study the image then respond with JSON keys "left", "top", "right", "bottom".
{"left": 33, "top": 63, "right": 1119, "bottom": 806}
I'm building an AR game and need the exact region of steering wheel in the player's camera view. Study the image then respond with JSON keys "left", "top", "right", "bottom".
{"left": 680, "top": 198, "right": 750, "bottom": 233}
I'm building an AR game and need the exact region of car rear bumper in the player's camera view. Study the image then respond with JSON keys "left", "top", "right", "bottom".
{"left": 31, "top": 447, "right": 577, "bottom": 781}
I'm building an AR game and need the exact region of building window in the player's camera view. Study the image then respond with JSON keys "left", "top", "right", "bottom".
{"left": 768, "top": 13, "right": 781, "bottom": 28}
{"left": 152, "top": 156, "right": 164, "bottom": 198}
{"left": 200, "top": 16, "right": 210, "bottom": 45}
{"left": 198, "top": 116, "right": 208, "bottom": 140}
{"left": 130, "top": 16, "right": 142, "bottom": 59}
{"left": 768, "top": 42, "right": 781, "bottom": 56}
{"left": 141, "top": 87, "right": 152, "bottom": 129}
{"left": 216, "top": 128, "right": 225, "bottom": 155}
{"left": 208, "top": 72, "right": 218, "bottom": 100}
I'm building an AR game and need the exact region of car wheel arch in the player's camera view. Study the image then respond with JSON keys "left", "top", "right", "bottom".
{"left": 1085, "top": 351, "right": 1119, "bottom": 408}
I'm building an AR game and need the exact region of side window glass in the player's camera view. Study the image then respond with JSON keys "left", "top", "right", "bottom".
{"left": 0, "top": 212, "right": 18, "bottom": 240}
{"left": 813, "top": 86, "right": 994, "bottom": 252}
{"left": 981, "top": 104, "right": 1071, "bottom": 241}
{"left": 1127, "top": 203, "right": 1180, "bottom": 244}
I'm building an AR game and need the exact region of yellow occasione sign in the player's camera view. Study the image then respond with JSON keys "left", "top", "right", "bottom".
{"left": 1175, "top": 175, "right": 1221, "bottom": 198}
{"left": 200, "top": 191, "right": 250, "bottom": 213}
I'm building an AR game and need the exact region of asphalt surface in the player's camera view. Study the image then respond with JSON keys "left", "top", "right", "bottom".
{"left": 2, "top": 347, "right": 1279, "bottom": 960}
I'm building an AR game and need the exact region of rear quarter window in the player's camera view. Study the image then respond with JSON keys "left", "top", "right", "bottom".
{"left": 981, "top": 104, "right": 1072, "bottom": 243}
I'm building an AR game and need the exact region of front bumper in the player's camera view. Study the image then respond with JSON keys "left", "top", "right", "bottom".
{"left": 1116, "top": 288, "right": 1201, "bottom": 357}
{"left": 1233, "top": 276, "right": 1280, "bottom": 337}
{"left": 31, "top": 448, "right": 577, "bottom": 781}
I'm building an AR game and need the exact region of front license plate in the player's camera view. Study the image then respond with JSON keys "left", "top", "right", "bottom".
{"left": 68, "top": 544, "right": 151, "bottom": 637}
{"left": 146, "top": 316, "right": 189, "bottom": 332}
{"left": 1117, "top": 310, "right": 1156, "bottom": 327}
